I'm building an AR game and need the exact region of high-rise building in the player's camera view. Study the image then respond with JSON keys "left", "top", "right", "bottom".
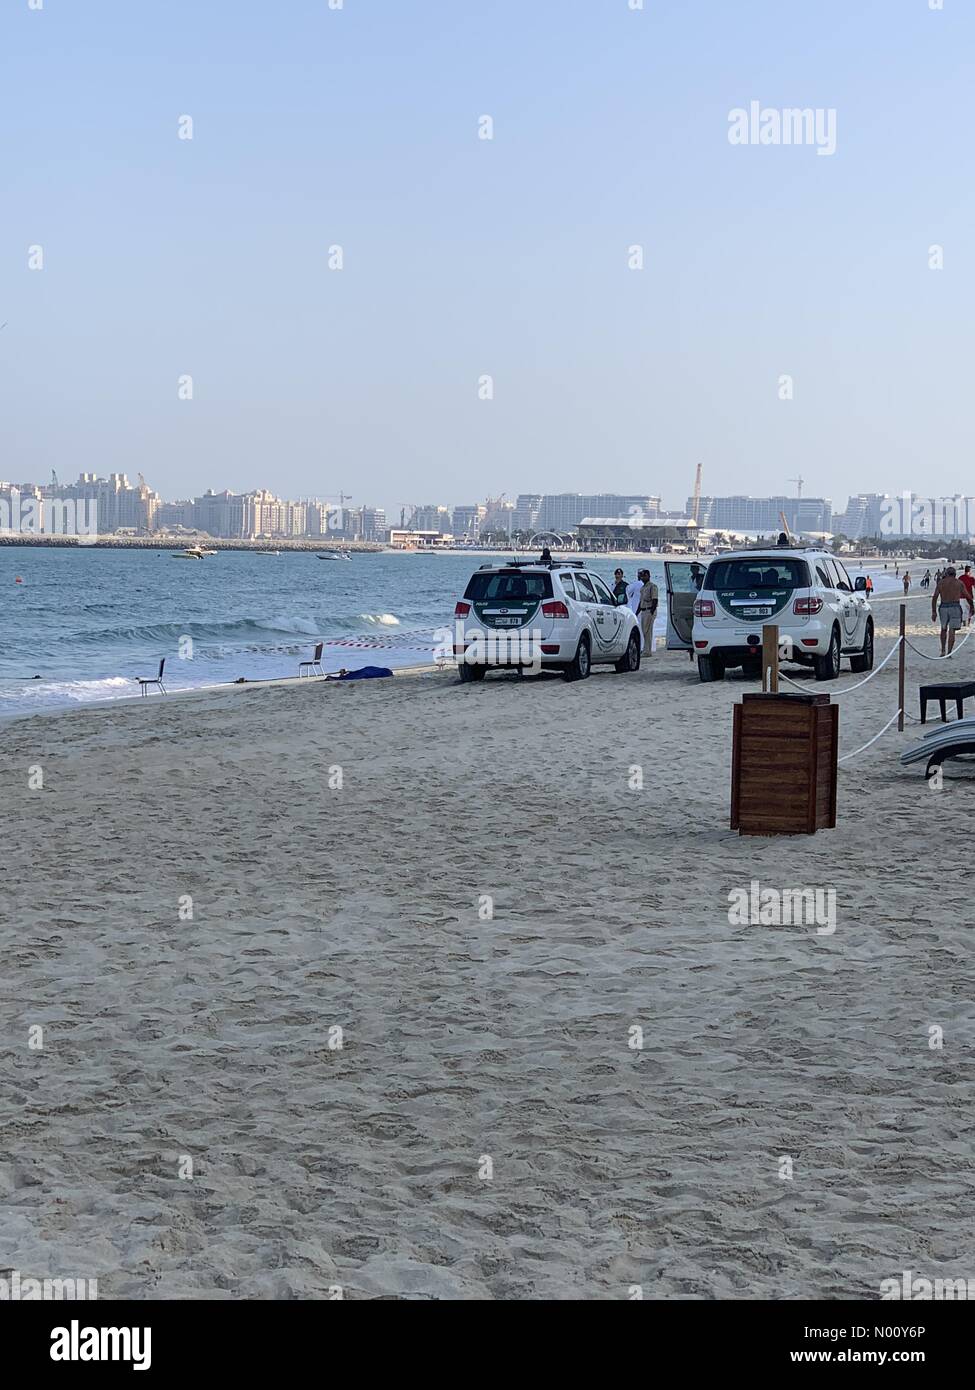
{"left": 410, "top": 504, "right": 451, "bottom": 533}
{"left": 352, "top": 506, "right": 387, "bottom": 541}
{"left": 44, "top": 472, "right": 160, "bottom": 533}
{"left": 451, "top": 505, "right": 482, "bottom": 539}
{"left": 535, "top": 494, "right": 660, "bottom": 532}
{"left": 688, "top": 495, "right": 832, "bottom": 534}
{"left": 513, "top": 494, "right": 542, "bottom": 531}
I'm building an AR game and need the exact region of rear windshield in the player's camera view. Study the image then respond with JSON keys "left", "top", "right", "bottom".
{"left": 705, "top": 558, "right": 810, "bottom": 590}
{"left": 464, "top": 570, "right": 553, "bottom": 601}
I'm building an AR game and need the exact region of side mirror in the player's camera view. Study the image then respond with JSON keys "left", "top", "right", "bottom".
{"left": 854, "top": 576, "right": 867, "bottom": 591}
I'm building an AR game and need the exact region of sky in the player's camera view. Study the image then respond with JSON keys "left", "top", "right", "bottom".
{"left": 3, "top": 0, "right": 973, "bottom": 518}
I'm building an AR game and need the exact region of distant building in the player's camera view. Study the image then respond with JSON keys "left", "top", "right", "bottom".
{"left": 836, "top": 493, "right": 975, "bottom": 539}
{"left": 688, "top": 495, "right": 832, "bottom": 534}
{"left": 388, "top": 529, "right": 450, "bottom": 549}
{"left": 352, "top": 506, "right": 386, "bottom": 541}
{"left": 157, "top": 499, "right": 195, "bottom": 530}
{"left": 481, "top": 497, "right": 515, "bottom": 533}
{"left": 513, "top": 494, "right": 542, "bottom": 531}
{"left": 410, "top": 504, "right": 451, "bottom": 533}
{"left": 535, "top": 494, "right": 661, "bottom": 533}
{"left": 451, "top": 505, "right": 482, "bottom": 540}
{"left": 576, "top": 516, "right": 699, "bottom": 552}
{"left": 44, "top": 472, "right": 160, "bottom": 533}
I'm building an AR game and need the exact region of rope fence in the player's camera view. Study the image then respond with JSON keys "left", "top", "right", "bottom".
{"left": 837, "top": 707, "right": 904, "bottom": 764}
{"left": 761, "top": 598, "right": 974, "bottom": 766}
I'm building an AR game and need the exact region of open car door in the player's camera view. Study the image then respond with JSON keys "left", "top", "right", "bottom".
{"left": 665, "top": 561, "right": 700, "bottom": 651}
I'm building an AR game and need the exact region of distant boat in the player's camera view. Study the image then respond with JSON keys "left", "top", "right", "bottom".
{"left": 317, "top": 550, "right": 351, "bottom": 561}
{"left": 171, "top": 546, "right": 208, "bottom": 560}
{"left": 254, "top": 549, "right": 280, "bottom": 556}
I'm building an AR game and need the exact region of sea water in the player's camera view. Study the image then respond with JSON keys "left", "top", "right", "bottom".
{"left": 0, "top": 547, "right": 902, "bottom": 717}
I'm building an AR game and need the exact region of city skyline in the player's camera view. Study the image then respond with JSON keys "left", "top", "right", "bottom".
{"left": 8, "top": 467, "right": 975, "bottom": 541}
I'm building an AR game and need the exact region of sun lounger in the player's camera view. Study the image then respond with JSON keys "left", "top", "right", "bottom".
{"left": 901, "top": 721, "right": 975, "bottom": 775}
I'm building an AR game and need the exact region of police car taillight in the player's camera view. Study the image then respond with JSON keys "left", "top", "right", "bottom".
{"left": 694, "top": 599, "right": 715, "bottom": 617}
{"left": 542, "top": 601, "right": 569, "bottom": 618}
{"left": 793, "top": 597, "right": 823, "bottom": 615}
{"left": 455, "top": 602, "right": 471, "bottom": 617}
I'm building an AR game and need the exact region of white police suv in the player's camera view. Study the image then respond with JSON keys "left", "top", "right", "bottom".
{"left": 452, "top": 560, "right": 642, "bottom": 681}
{"left": 661, "top": 544, "right": 873, "bottom": 682}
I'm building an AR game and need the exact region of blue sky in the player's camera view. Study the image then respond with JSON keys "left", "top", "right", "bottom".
{"left": 3, "top": 0, "right": 972, "bottom": 516}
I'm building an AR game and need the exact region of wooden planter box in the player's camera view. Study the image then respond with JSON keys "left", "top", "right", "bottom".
{"left": 730, "top": 692, "right": 838, "bottom": 835}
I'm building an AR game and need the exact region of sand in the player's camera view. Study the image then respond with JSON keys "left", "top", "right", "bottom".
{"left": 2, "top": 591, "right": 974, "bottom": 1300}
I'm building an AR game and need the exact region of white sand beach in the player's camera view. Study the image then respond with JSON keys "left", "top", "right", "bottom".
{"left": 3, "top": 591, "right": 973, "bottom": 1300}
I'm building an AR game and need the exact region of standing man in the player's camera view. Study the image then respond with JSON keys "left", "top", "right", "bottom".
{"left": 612, "top": 568, "right": 628, "bottom": 603}
{"left": 932, "top": 567, "right": 971, "bottom": 656}
{"left": 903, "top": 571, "right": 911, "bottom": 595}
{"left": 637, "top": 567, "right": 658, "bottom": 655}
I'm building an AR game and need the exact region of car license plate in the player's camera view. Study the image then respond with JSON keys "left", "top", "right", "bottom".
{"left": 742, "top": 606, "right": 771, "bottom": 618}
{"left": 495, "top": 617, "right": 520, "bottom": 626}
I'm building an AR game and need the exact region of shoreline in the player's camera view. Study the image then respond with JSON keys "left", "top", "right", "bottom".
{"left": 1, "top": 590, "right": 959, "bottom": 731}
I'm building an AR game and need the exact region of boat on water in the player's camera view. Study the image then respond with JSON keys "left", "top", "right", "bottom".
{"left": 317, "top": 550, "right": 351, "bottom": 561}
{"left": 254, "top": 549, "right": 280, "bottom": 556}
{"left": 171, "top": 545, "right": 213, "bottom": 560}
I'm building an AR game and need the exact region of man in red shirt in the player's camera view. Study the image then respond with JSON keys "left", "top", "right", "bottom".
{"left": 956, "top": 567, "right": 973, "bottom": 628}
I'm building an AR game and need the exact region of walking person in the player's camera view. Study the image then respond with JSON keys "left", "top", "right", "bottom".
{"left": 932, "top": 567, "right": 972, "bottom": 656}
{"left": 637, "top": 567, "right": 658, "bottom": 655}
{"left": 902, "top": 571, "right": 911, "bottom": 595}
{"left": 921, "top": 569, "right": 931, "bottom": 589}
{"left": 864, "top": 574, "right": 874, "bottom": 599}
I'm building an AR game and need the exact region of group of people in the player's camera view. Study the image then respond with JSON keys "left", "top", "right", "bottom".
{"left": 613, "top": 567, "right": 659, "bottom": 653}
{"left": 537, "top": 546, "right": 660, "bottom": 653}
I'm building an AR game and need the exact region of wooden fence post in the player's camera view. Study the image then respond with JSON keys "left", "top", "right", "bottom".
{"left": 898, "top": 603, "right": 906, "bottom": 732}
{"left": 762, "top": 624, "right": 779, "bottom": 694}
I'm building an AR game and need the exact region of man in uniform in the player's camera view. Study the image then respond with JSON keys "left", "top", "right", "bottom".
{"left": 637, "top": 567, "right": 658, "bottom": 655}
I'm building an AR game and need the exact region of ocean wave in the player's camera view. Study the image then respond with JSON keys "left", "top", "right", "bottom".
{"left": 50, "top": 615, "right": 349, "bottom": 648}
{"left": 0, "top": 675, "right": 134, "bottom": 704}
{"left": 359, "top": 613, "right": 400, "bottom": 626}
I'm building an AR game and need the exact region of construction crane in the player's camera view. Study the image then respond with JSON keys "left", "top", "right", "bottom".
{"left": 326, "top": 492, "right": 353, "bottom": 506}
{"left": 790, "top": 475, "right": 804, "bottom": 498}
{"left": 137, "top": 472, "right": 146, "bottom": 488}
{"left": 51, "top": 469, "right": 59, "bottom": 488}
{"left": 691, "top": 462, "right": 703, "bottom": 524}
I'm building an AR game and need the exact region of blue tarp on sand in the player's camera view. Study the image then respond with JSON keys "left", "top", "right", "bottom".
{"left": 336, "top": 666, "right": 393, "bottom": 680}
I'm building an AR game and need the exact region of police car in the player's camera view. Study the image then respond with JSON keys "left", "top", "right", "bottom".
{"left": 452, "top": 560, "right": 642, "bottom": 681}
{"left": 661, "top": 544, "right": 873, "bottom": 682}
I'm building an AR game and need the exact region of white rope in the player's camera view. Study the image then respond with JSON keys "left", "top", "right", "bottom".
{"left": 838, "top": 707, "right": 904, "bottom": 764}
{"left": 904, "top": 626, "right": 973, "bottom": 660}
{"left": 777, "top": 637, "right": 903, "bottom": 696}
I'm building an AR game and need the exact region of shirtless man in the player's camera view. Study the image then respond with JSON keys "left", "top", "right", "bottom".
{"left": 932, "top": 567, "right": 972, "bottom": 655}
